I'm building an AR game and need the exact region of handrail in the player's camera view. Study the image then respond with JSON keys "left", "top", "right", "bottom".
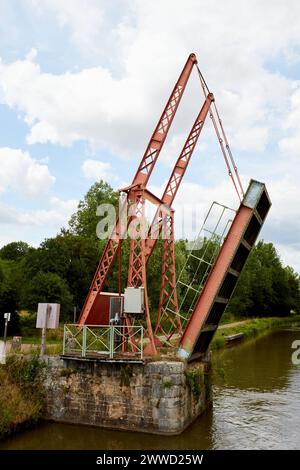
{"left": 63, "top": 324, "right": 144, "bottom": 360}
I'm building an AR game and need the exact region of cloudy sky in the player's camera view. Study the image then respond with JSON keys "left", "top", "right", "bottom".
{"left": 0, "top": 0, "right": 300, "bottom": 272}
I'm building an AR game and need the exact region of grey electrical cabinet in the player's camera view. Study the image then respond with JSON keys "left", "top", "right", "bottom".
{"left": 124, "top": 287, "right": 144, "bottom": 314}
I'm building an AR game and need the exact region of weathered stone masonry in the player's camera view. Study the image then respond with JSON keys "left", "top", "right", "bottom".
{"left": 42, "top": 357, "right": 212, "bottom": 435}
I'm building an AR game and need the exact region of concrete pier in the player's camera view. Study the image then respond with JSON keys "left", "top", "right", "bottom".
{"left": 42, "top": 356, "right": 212, "bottom": 435}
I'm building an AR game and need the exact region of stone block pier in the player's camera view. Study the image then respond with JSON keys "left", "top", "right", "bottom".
{"left": 42, "top": 356, "right": 212, "bottom": 435}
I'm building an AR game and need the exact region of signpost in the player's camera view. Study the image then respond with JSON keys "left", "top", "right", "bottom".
{"left": 0, "top": 312, "right": 11, "bottom": 364}
{"left": 36, "top": 303, "right": 60, "bottom": 358}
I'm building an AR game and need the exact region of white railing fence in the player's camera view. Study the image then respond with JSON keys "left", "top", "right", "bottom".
{"left": 63, "top": 324, "right": 144, "bottom": 359}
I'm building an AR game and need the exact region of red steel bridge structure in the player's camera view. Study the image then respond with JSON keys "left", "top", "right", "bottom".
{"left": 77, "top": 53, "right": 271, "bottom": 362}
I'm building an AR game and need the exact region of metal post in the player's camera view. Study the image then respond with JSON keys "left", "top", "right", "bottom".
{"left": 62, "top": 324, "right": 66, "bottom": 356}
{"left": 3, "top": 314, "right": 9, "bottom": 347}
{"left": 141, "top": 327, "right": 143, "bottom": 360}
{"left": 82, "top": 326, "right": 87, "bottom": 358}
{"left": 73, "top": 306, "right": 77, "bottom": 324}
{"left": 109, "top": 325, "right": 114, "bottom": 359}
{"left": 40, "top": 304, "right": 51, "bottom": 358}
{"left": 1, "top": 313, "right": 11, "bottom": 364}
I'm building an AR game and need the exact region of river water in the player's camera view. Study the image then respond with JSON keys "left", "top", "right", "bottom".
{"left": 1, "top": 328, "right": 300, "bottom": 450}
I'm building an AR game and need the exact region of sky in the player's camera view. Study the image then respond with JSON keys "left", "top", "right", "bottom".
{"left": 0, "top": 0, "right": 300, "bottom": 272}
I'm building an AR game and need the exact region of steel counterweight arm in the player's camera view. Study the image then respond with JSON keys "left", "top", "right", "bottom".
{"left": 79, "top": 54, "right": 198, "bottom": 325}
{"left": 132, "top": 53, "right": 198, "bottom": 185}
{"left": 144, "top": 92, "right": 215, "bottom": 262}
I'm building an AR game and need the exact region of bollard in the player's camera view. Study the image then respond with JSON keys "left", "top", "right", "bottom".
{"left": 11, "top": 336, "right": 22, "bottom": 352}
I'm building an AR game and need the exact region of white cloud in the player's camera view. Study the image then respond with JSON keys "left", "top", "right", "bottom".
{"left": 234, "top": 126, "right": 269, "bottom": 153}
{"left": 0, "top": 197, "right": 77, "bottom": 227}
{"left": 0, "top": 147, "right": 55, "bottom": 197}
{"left": 0, "top": 196, "right": 78, "bottom": 247}
{"left": 27, "top": 0, "right": 104, "bottom": 55}
{"left": 261, "top": 177, "right": 300, "bottom": 251}
{"left": 24, "top": 0, "right": 134, "bottom": 68}
{"left": 0, "top": 0, "right": 300, "bottom": 271}
{"left": 81, "top": 159, "right": 112, "bottom": 181}
{"left": 0, "top": 56, "right": 145, "bottom": 152}
{"left": 31, "top": 196, "right": 78, "bottom": 227}
{"left": 279, "top": 85, "right": 300, "bottom": 156}
{"left": 0, "top": 0, "right": 296, "bottom": 158}
{"left": 148, "top": 178, "right": 239, "bottom": 241}
{"left": 275, "top": 243, "right": 300, "bottom": 273}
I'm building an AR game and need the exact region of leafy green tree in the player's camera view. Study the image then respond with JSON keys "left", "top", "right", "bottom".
{"left": 0, "top": 241, "right": 30, "bottom": 261}
{"left": 56, "top": 233, "right": 104, "bottom": 308}
{"left": 0, "top": 260, "right": 20, "bottom": 335}
{"left": 1, "top": 179, "right": 299, "bottom": 328}
{"left": 68, "top": 181, "right": 118, "bottom": 239}
{"left": 229, "top": 241, "right": 300, "bottom": 317}
{"left": 22, "top": 272, "right": 74, "bottom": 321}
{"left": 285, "top": 266, "right": 300, "bottom": 313}
{"left": 20, "top": 234, "right": 103, "bottom": 309}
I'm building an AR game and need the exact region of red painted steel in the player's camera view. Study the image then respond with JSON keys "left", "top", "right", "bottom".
{"left": 129, "top": 93, "right": 214, "bottom": 344}
{"left": 78, "top": 51, "right": 254, "bottom": 361}
{"left": 79, "top": 54, "right": 197, "bottom": 325}
{"left": 132, "top": 54, "right": 198, "bottom": 186}
{"left": 144, "top": 93, "right": 214, "bottom": 261}
{"left": 147, "top": 93, "right": 214, "bottom": 344}
{"left": 126, "top": 188, "right": 157, "bottom": 355}
{"left": 154, "top": 210, "right": 181, "bottom": 342}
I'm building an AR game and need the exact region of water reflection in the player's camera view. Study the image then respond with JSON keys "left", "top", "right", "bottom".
{"left": 212, "top": 329, "right": 300, "bottom": 449}
{"left": 1, "top": 329, "right": 299, "bottom": 450}
{"left": 213, "top": 330, "right": 299, "bottom": 392}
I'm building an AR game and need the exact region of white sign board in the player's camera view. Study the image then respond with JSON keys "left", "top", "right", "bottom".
{"left": 36, "top": 303, "right": 60, "bottom": 329}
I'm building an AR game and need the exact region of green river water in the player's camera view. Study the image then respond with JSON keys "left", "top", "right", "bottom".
{"left": 1, "top": 328, "right": 300, "bottom": 450}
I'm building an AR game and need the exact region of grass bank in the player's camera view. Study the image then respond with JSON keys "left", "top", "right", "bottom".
{"left": 211, "top": 315, "right": 300, "bottom": 351}
{"left": 0, "top": 356, "right": 45, "bottom": 439}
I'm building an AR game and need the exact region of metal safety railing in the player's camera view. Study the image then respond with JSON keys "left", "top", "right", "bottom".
{"left": 63, "top": 324, "right": 144, "bottom": 360}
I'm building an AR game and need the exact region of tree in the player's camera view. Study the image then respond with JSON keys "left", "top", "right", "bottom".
{"left": 0, "top": 264, "right": 4, "bottom": 284}
{"left": 228, "top": 241, "right": 300, "bottom": 317}
{"left": 22, "top": 272, "right": 74, "bottom": 321}
{"left": 68, "top": 181, "right": 118, "bottom": 239}
{"left": 1, "top": 178, "right": 299, "bottom": 327}
{"left": 20, "top": 234, "right": 103, "bottom": 310}
{"left": 0, "top": 260, "right": 20, "bottom": 335}
{"left": 0, "top": 241, "right": 30, "bottom": 261}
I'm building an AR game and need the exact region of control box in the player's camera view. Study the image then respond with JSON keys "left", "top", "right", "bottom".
{"left": 124, "top": 287, "right": 144, "bottom": 314}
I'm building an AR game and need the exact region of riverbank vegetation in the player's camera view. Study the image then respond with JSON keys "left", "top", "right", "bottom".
{"left": 212, "top": 315, "right": 300, "bottom": 351}
{"left": 0, "top": 180, "right": 299, "bottom": 338}
{"left": 0, "top": 356, "right": 45, "bottom": 439}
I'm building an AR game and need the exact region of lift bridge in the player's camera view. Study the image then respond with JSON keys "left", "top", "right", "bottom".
{"left": 63, "top": 53, "right": 271, "bottom": 362}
